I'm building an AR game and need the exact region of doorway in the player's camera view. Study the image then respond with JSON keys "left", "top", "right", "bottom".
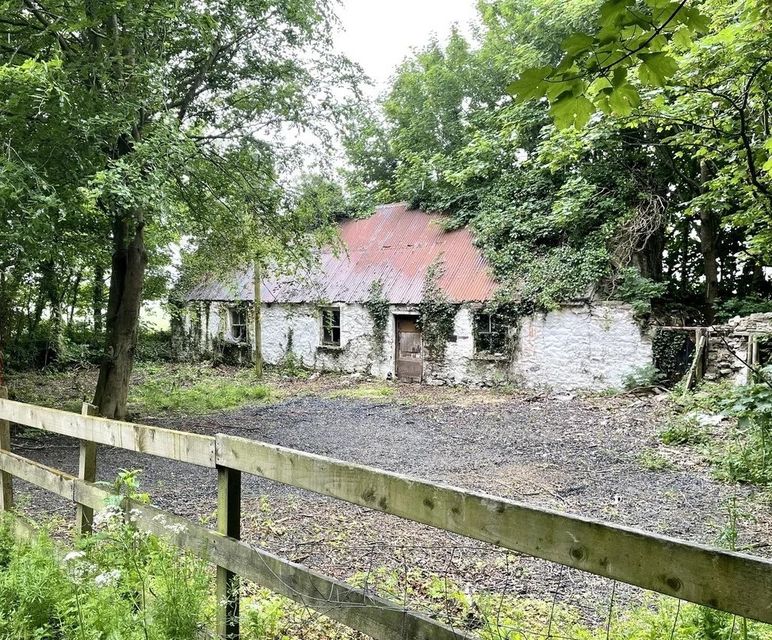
{"left": 395, "top": 316, "right": 423, "bottom": 382}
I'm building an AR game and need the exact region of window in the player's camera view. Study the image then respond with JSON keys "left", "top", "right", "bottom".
{"left": 230, "top": 307, "right": 248, "bottom": 342}
{"left": 474, "top": 313, "right": 507, "bottom": 356}
{"left": 321, "top": 307, "right": 341, "bottom": 347}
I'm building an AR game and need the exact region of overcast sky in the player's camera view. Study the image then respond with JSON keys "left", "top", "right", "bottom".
{"left": 334, "top": 0, "right": 479, "bottom": 93}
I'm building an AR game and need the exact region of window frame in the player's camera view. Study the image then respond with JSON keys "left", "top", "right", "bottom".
{"left": 473, "top": 312, "right": 507, "bottom": 357}
{"left": 320, "top": 306, "right": 342, "bottom": 347}
{"left": 229, "top": 306, "right": 248, "bottom": 343}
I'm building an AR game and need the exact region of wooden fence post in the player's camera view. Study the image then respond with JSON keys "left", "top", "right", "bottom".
{"left": 216, "top": 466, "right": 241, "bottom": 639}
{"left": 683, "top": 329, "right": 707, "bottom": 391}
{"left": 75, "top": 402, "right": 98, "bottom": 536}
{"left": 0, "top": 387, "right": 12, "bottom": 513}
{"left": 747, "top": 334, "right": 760, "bottom": 383}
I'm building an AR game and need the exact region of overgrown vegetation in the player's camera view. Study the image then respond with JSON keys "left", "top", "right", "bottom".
{"left": 129, "top": 365, "right": 273, "bottom": 415}
{"left": 417, "top": 260, "right": 457, "bottom": 361}
{"left": 241, "top": 566, "right": 772, "bottom": 640}
{"left": 664, "top": 372, "right": 772, "bottom": 485}
{"left": 363, "top": 279, "right": 390, "bottom": 358}
{"left": 337, "top": 0, "right": 771, "bottom": 323}
{"left": 6, "top": 511, "right": 770, "bottom": 640}
{"left": 0, "top": 513, "right": 212, "bottom": 638}
{"left": 622, "top": 364, "right": 665, "bottom": 390}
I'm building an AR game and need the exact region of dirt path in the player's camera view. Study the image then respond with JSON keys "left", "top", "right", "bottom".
{"left": 10, "top": 388, "right": 769, "bottom": 622}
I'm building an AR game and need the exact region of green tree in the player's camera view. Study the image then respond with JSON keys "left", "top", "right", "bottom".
{"left": 1, "top": 0, "right": 357, "bottom": 417}
{"left": 511, "top": 0, "right": 772, "bottom": 315}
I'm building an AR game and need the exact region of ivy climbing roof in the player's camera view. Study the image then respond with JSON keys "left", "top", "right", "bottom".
{"left": 186, "top": 203, "right": 497, "bottom": 304}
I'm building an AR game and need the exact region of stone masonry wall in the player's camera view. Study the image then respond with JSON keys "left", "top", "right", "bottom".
{"left": 510, "top": 302, "right": 652, "bottom": 391}
{"left": 181, "top": 300, "right": 653, "bottom": 390}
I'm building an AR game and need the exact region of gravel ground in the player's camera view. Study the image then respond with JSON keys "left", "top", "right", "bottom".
{"left": 9, "top": 384, "right": 771, "bottom": 627}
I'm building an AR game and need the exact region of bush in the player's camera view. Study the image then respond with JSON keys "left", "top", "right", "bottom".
{"left": 135, "top": 330, "right": 173, "bottom": 362}
{"left": 615, "top": 267, "right": 667, "bottom": 315}
{"left": 622, "top": 364, "right": 665, "bottom": 389}
{"left": 668, "top": 375, "right": 772, "bottom": 486}
{"left": 715, "top": 368, "right": 772, "bottom": 484}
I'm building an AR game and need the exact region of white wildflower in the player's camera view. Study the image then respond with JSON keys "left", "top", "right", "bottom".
{"left": 93, "top": 505, "right": 122, "bottom": 529}
{"left": 129, "top": 508, "right": 141, "bottom": 523}
{"left": 164, "top": 522, "right": 187, "bottom": 535}
{"left": 94, "top": 570, "right": 121, "bottom": 588}
{"left": 66, "top": 561, "right": 96, "bottom": 585}
{"left": 63, "top": 551, "right": 86, "bottom": 562}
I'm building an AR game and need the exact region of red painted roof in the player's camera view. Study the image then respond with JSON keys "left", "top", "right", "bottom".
{"left": 187, "top": 203, "right": 497, "bottom": 304}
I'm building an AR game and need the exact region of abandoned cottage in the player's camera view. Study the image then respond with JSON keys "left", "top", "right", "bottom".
{"left": 178, "top": 203, "right": 653, "bottom": 389}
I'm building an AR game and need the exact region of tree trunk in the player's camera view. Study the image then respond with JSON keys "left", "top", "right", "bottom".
{"left": 92, "top": 214, "right": 147, "bottom": 419}
{"left": 697, "top": 160, "right": 719, "bottom": 319}
{"left": 68, "top": 270, "right": 82, "bottom": 325}
{"left": 93, "top": 263, "right": 105, "bottom": 337}
{"left": 41, "top": 261, "right": 64, "bottom": 365}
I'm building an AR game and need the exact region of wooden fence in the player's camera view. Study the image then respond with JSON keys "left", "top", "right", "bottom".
{"left": 0, "top": 393, "right": 770, "bottom": 639}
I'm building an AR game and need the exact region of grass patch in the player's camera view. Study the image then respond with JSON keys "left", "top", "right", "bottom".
{"left": 241, "top": 567, "right": 772, "bottom": 640}
{"left": 129, "top": 364, "right": 275, "bottom": 414}
{"left": 327, "top": 384, "right": 395, "bottom": 400}
{"left": 659, "top": 416, "right": 708, "bottom": 445}
{"left": 638, "top": 449, "right": 675, "bottom": 471}
{"left": 5, "top": 367, "right": 95, "bottom": 412}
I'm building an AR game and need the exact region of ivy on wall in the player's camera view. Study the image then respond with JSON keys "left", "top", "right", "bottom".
{"left": 363, "top": 279, "right": 390, "bottom": 358}
{"left": 652, "top": 329, "right": 693, "bottom": 383}
{"left": 417, "top": 259, "right": 457, "bottom": 361}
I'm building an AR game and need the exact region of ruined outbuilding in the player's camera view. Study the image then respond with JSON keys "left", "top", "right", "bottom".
{"left": 178, "top": 204, "right": 653, "bottom": 390}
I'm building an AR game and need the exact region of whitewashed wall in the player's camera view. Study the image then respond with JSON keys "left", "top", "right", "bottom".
{"left": 186, "top": 300, "right": 652, "bottom": 390}
{"left": 258, "top": 303, "right": 506, "bottom": 384}
{"left": 511, "top": 303, "right": 652, "bottom": 391}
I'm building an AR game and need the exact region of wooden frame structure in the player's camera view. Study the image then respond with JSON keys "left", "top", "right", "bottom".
{"left": 0, "top": 395, "right": 770, "bottom": 638}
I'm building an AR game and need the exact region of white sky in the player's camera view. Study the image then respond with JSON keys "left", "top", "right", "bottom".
{"left": 334, "top": 0, "right": 479, "bottom": 94}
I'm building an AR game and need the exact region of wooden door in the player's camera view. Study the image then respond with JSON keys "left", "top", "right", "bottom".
{"left": 395, "top": 316, "right": 423, "bottom": 382}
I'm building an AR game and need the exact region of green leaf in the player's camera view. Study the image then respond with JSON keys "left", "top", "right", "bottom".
{"left": 588, "top": 76, "right": 613, "bottom": 96}
{"left": 638, "top": 52, "right": 679, "bottom": 86}
{"left": 611, "top": 67, "right": 628, "bottom": 87}
{"left": 550, "top": 94, "right": 596, "bottom": 129}
{"left": 562, "top": 33, "right": 595, "bottom": 56}
{"left": 599, "top": 0, "right": 634, "bottom": 27}
{"left": 507, "top": 66, "right": 553, "bottom": 101}
{"left": 608, "top": 83, "right": 641, "bottom": 116}
{"left": 681, "top": 6, "right": 710, "bottom": 33}
{"left": 672, "top": 26, "right": 693, "bottom": 50}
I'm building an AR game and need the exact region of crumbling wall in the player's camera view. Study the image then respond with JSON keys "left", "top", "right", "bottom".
{"left": 704, "top": 313, "right": 772, "bottom": 384}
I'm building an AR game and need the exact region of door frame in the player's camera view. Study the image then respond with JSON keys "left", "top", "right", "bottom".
{"left": 393, "top": 313, "right": 423, "bottom": 382}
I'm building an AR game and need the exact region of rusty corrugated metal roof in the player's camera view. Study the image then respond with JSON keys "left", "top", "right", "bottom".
{"left": 186, "top": 203, "right": 497, "bottom": 304}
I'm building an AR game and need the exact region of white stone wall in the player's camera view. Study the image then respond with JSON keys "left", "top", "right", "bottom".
{"left": 511, "top": 303, "right": 652, "bottom": 391}
{"left": 186, "top": 300, "right": 653, "bottom": 390}
{"left": 422, "top": 307, "right": 509, "bottom": 386}
{"left": 258, "top": 302, "right": 488, "bottom": 380}
{"left": 191, "top": 301, "right": 506, "bottom": 384}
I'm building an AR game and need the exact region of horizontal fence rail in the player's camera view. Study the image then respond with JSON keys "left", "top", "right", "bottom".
{"left": 0, "top": 396, "right": 770, "bottom": 633}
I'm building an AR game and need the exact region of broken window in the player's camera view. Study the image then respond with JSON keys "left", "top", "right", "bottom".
{"left": 321, "top": 306, "right": 341, "bottom": 346}
{"left": 230, "top": 307, "right": 248, "bottom": 342}
{"left": 474, "top": 313, "right": 507, "bottom": 356}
